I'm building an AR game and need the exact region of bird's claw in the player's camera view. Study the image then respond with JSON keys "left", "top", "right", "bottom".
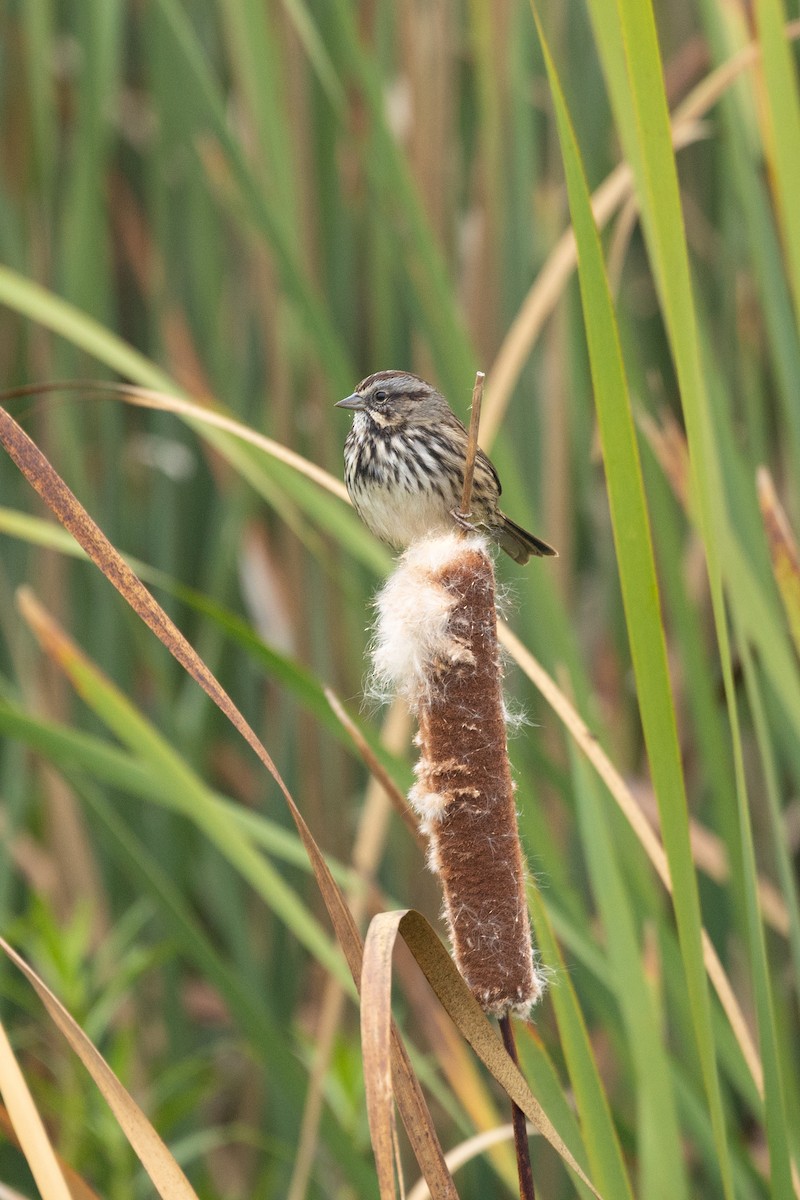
{"left": 450, "top": 508, "right": 481, "bottom": 534}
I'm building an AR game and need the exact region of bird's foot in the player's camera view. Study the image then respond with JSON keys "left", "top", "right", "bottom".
{"left": 450, "top": 508, "right": 484, "bottom": 536}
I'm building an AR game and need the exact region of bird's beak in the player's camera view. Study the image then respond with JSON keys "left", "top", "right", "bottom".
{"left": 335, "top": 393, "right": 366, "bottom": 411}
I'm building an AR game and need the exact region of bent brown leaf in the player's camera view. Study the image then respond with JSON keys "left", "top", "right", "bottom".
{"left": 362, "top": 909, "right": 601, "bottom": 1199}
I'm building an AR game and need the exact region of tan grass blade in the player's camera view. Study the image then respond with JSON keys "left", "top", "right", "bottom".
{"left": 0, "top": 1104, "right": 101, "bottom": 1200}
{"left": 636, "top": 407, "right": 692, "bottom": 509}
{"left": 0, "top": 406, "right": 453, "bottom": 1197}
{"left": 362, "top": 909, "right": 601, "bottom": 1199}
{"left": 0, "top": 1018, "right": 73, "bottom": 1200}
{"left": 483, "top": 21, "right": 800, "bottom": 446}
{"left": 635, "top": 785, "right": 789, "bottom": 935}
{"left": 0, "top": 380, "right": 349, "bottom": 502}
{"left": 757, "top": 466, "right": 800, "bottom": 657}
{"left": 482, "top": 121, "right": 703, "bottom": 446}
{"left": 498, "top": 621, "right": 764, "bottom": 1096}
{"left": 0, "top": 940, "right": 199, "bottom": 1200}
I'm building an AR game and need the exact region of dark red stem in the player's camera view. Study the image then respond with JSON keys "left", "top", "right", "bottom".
{"left": 499, "top": 1014, "right": 536, "bottom": 1200}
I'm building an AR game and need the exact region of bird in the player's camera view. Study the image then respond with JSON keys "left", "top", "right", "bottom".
{"left": 335, "top": 370, "right": 556, "bottom": 564}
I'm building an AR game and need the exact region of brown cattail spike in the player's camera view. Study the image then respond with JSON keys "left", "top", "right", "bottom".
{"left": 372, "top": 532, "right": 545, "bottom": 1016}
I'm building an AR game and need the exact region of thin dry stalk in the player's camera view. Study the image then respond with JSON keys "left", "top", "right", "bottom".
{"left": 499, "top": 1015, "right": 535, "bottom": 1200}
{"left": 458, "top": 371, "right": 485, "bottom": 517}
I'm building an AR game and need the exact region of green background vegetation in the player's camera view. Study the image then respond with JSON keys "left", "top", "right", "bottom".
{"left": 0, "top": 0, "right": 799, "bottom": 1196}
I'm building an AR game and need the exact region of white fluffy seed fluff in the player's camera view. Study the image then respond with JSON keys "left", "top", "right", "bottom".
{"left": 369, "top": 531, "right": 486, "bottom": 703}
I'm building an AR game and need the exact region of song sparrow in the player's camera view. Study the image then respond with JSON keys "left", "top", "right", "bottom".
{"left": 336, "top": 370, "right": 556, "bottom": 564}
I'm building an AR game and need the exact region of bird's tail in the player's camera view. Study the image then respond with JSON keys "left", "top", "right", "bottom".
{"left": 496, "top": 514, "right": 558, "bottom": 565}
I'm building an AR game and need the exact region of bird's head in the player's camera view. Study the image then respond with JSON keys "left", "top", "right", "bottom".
{"left": 335, "top": 371, "right": 445, "bottom": 428}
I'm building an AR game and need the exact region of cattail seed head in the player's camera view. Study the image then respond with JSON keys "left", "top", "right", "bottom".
{"left": 372, "top": 531, "right": 545, "bottom": 1016}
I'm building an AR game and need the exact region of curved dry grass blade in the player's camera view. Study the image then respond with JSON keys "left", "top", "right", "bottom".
{"left": 0, "top": 407, "right": 453, "bottom": 1197}
{"left": 388, "top": 1027, "right": 460, "bottom": 1200}
{"left": 498, "top": 621, "right": 764, "bottom": 1096}
{"left": 482, "top": 21, "right": 800, "bottom": 445}
{"left": 362, "top": 909, "right": 602, "bottom": 1199}
{"left": 0, "top": 940, "right": 198, "bottom": 1199}
{"left": 635, "top": 785, "right": 790, "bottom": 935}
{"left": 0, "top": 1020, "right": 73, "bottom": 1200}
{"left": 481, "top": 121, "right": 703, "bottom": 446}
{"left": 396, "top": 951, "right": 518, "bottom": 1184}
{"left": 362, "top": 916, "right": 408, "bottom": 1200}
{"left": 0, "top": 380, "right": 349, "bottom": 502}
{"left": 757, "top": 466, "right": 800, "bottom": 656}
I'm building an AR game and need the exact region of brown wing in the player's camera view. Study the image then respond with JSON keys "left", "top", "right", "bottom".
{"left": 475, "top": 445, "right": 502, "bottom": 495}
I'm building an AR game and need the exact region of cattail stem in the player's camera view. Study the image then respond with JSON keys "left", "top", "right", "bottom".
{"left": 500, "top": 1014, "right": 536, "bottom": 1200}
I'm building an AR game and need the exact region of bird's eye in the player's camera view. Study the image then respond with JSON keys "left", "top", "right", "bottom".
{"left": 374, "top": 389, "right": 388, "bottom": 403}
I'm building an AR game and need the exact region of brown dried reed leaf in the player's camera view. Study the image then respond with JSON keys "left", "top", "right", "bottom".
{"left": 757, "top": 466, "right": 800, "bottom": 658}
{"left": 0, "top": 939, "right": 199, "bottom": 1200}
{"left": 0, "top": 1019, "right": 73, "bottom": 1200}
{"left": 362, "top": 909, "right": 602, "bottom": 1200}
{"left": 0, "top": 407, "right": 453, "bottom": 1197}
{"left": 361, "top": 919, "right": 404, "bottom": 1199}
{"left": 499, "top": 621, "right": 765, "bottom": 1096}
